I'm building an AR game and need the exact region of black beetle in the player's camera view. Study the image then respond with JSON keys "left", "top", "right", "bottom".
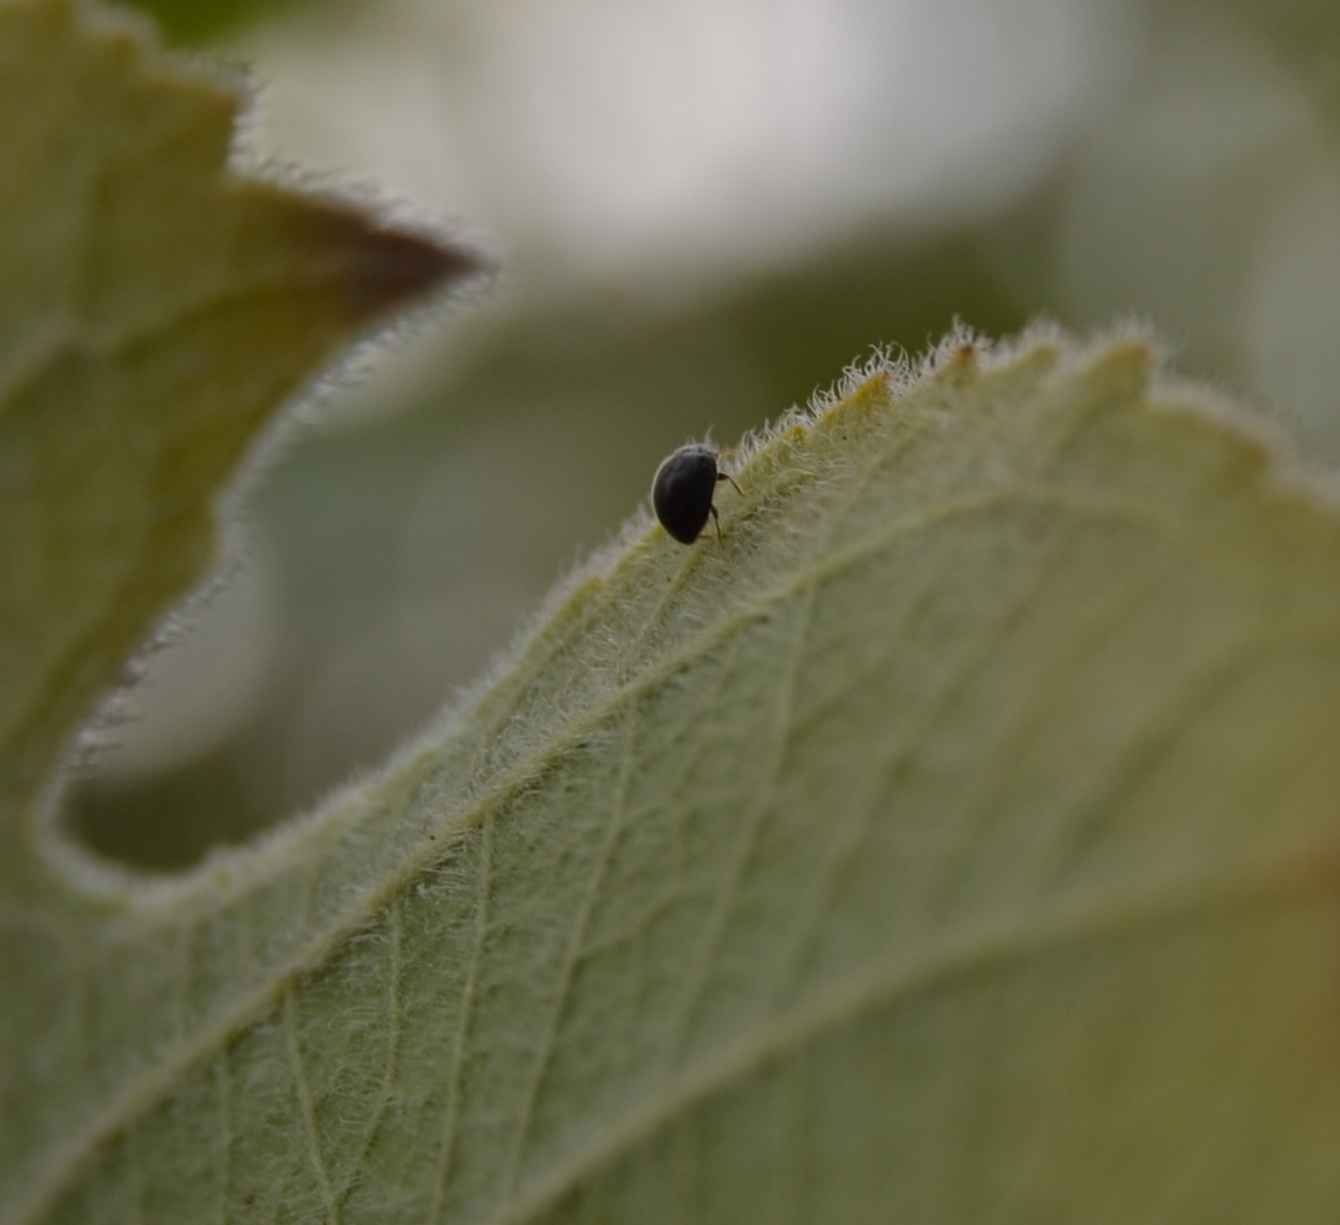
{"left": 651, "top": 443, "right": 743, "bottom": 544}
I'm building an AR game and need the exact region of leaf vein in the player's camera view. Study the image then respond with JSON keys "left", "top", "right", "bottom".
{"left": 429, "top": 817, "right": 494, "bottom": 1224}
{"left": 282, "top": 986, "right": 337, "bottom": 1225}
{"left": 337, "top": 898, "right": 403, "bottom": 1209}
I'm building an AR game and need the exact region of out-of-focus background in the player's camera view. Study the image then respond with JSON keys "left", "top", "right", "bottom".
{"left": 73, "top": 0, "right": 1340, "bottom": 868}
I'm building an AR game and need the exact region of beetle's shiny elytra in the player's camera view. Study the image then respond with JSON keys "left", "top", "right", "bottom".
{"left": 651, "top": 443, "right": 742, "bottom": 544}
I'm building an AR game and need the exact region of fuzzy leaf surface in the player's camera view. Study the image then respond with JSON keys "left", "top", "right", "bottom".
{"left": 12, "top": 318, "right": 1340, "bottom": 1222}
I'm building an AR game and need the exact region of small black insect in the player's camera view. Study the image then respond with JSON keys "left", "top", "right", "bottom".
{"left": 651, "top": 443, "right": 743, "bottom": 544}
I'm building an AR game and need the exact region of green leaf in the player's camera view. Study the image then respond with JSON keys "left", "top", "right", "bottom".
{"left": 7, "top": 6, "right": 1340, "bottom": 1222}
{"left": 0, "top": 0, "right": 476, "bottom": 839}
{"left": 120, "top": 0, "right": 319, "bottom": 46}
{"left": 11, "top": 302, "right": 1340, "bottom": 1220}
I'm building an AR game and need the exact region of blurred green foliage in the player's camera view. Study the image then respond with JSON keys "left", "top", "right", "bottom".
{"left": 123, "top": 0, "right": 320, "bottom": 43}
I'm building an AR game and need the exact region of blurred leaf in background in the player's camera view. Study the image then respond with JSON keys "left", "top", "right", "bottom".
{"left": 69, "top": 0, "right": 1340, "bottom": 872}
{"left": 119, "top": 0, "right": 320, "bottom": 44}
